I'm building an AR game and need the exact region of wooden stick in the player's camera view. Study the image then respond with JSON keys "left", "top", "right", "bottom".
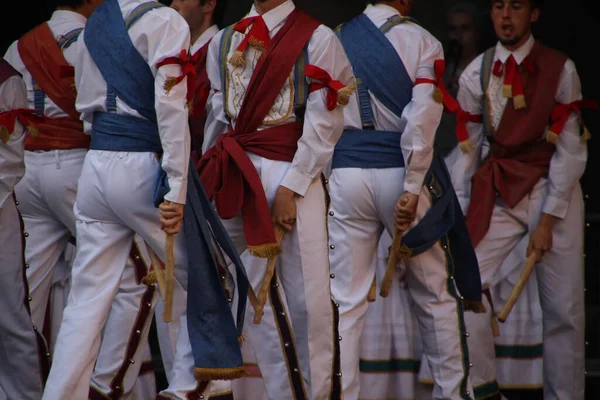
{"left": 367, "top": 275, "right": 377, "bottom": 302}
{"left": 380, "top": 230, "right": 403, "bottom": 298}
{"left": 254, "top": 227, "right": 284, "bottom": 324}
{"left": 164, "top": 234, "right": 175, "bottom": 323}
{"left": 497, "top": 252, "right": 538, "bottom": 323}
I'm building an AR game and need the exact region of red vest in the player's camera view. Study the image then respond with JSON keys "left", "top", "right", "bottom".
{"left": 189, "top": 40, "right": 211, "bottom": 161}
{"left": 467, "top": 42, "right": 568, "bottom": 247}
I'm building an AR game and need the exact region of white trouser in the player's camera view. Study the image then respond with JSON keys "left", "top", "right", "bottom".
{"left": 492, "top": 236, "right": 543, "bottom": 391}
{"left": 327, "top": 167, "right": 473, "bottom": 400}
{"left": 41, "top": 151, "right": 196, "bottom": 400}
{"left": 232, "top": 324, "right": 269, "bottom": 400}
{"left": 464, "top": 180, "right": 585, "bottom": 400}
{"left": 15, "top": 149, "right": 87, "bottom": 329}
{"left": 0, "top": 196, "right": 44, "bottom": 400}
{"left": 358, "top": 231, "right": 432, "bottom": 400}
{"left": 221, "top": 153, "right": 337, "bottom": 400}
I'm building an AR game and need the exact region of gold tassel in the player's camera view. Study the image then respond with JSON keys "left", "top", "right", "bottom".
{"left": 502, "top": 84, "right": 512, "bottom": 98}
{"left": 433, "top": 87, "right": 443, "bottom": 104}
{"left": 164, "top": 76, "right": 179, "bottom": 94}
{"left": 545, "top": 130, "right": 559, "bottom": 144}
{"left": 228, "top": 50, "right": 246, "bottom": 68}
{"left": 396, "top": 244, "right": 412, "bottom": 262}
{"left": 248, "top": 37, "right": 265, "bottom": 51}
{"left": 513, "top": 94, "right": 527, "bottom": 110}
{"left": 27, "top": 125, "right": 40, "bottom": 138}
{"left": 247, "top": 243, "right": 281, "bottom": 259}
{"left": 141, "top": 270, "right": 157, "bottom": 285}
{"left": 459, "top": 139, "right": 476, "bottom": 153}
{"left": 0, "top": 126, "right": 10, "bottom": 144}
{"left": 581, "top": 126, "right": 592, "bottom": 143}
{"left": 187, "top": 100, "right": 193, "bottom": 116}
{"left": 336, "top": 83, "right": 356, "bottom": 107}
{"left": 462, "top": 300, "right": 486, "bottom": 314}
{"left": 194, "top": 366, "right": 248, "bottom": 381}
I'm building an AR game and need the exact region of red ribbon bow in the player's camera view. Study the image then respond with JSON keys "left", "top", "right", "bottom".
{"left": 233, "top": 16, "right": 271, "bottom": 54}
{"left": 493, "top": 55, "right": 533, "bottom": 109}
{"left": 548, "top": 100, "right": 599, "bottom": 142}
{"left": 305, "top": 64, "right": 347, "bottom": 111}
{"left": 156, "top": 49, "right": 199, "bottom": 101}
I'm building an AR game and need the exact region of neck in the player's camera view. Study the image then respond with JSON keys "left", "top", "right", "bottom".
{"left": 190, "top": 19, "right": 213, "bottom": 46}
{"left": 503, "top": 31, "right": 532, "bottom": 52}
{"left": 56, "top": 5, "right": 87, "bottom": 18}
{"left": 254, "top": 0, "right": 287, "bottom": 15}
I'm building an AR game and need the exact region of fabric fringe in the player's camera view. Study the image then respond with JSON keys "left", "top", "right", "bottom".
{"left": 336, "top": 83, "right": 356, "bottom": 106}
{"left": 194, "top": 366, "right": 248, "bottom": 381}
{"left": 433, "top": 87, "right": 443, "bottom": 104}
{"left": 248, "top": 37, "right": 265, "bottom": 51}
{"left": 229, "top": 51, "right": 246, "bottom": 68}
{"left": 27, "top": 125, "right": 39, "bottom": 138}
{"left": 141, "top": 270, "right": 157, "bottom": 285}
{"left": 462, "top": 299, "right": 486, "bottom": 314}
{"left": 545, "top": 130, "right": 559, "bottom": 144}
{"left": 0, "top": 126, "right": 10, "bottom": 144}
{"left": 163, "top": 76, "right": 179, "bottom": 94}
{"left": 581, "top": 126, "right": 592, "bottom": 143}
{"left": 459, "top": 139, "right": 475, "bottom": 153}
{"left": 248, "top": 243, "right": 281, "bottom": 259}
{"left": 513, "top": 94, "right": 527, "bottom": 110}
{"left": 501, "top": 84, "right": 512, "bottom": 98}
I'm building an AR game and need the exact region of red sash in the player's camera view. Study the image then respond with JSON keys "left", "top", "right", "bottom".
{"left": 189, "top": 40, "right": 211, "bottom": 161}
{"left": 466, "top": 43, "right": 568, "bottom": 247}
{"left": 198, "top": 9, "right": 321, "bottom": 257}
{"left": 18, "top": 23, "right": 89, "bottom": 151}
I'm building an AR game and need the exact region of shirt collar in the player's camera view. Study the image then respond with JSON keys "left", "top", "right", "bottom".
{"left": 247, "top": 0, "right": 295, "bottom": 32}
{"left": 50, "top": 9, "right": 87, "bottom": 24}
{"left": 495, "top": 34, "right": 535, "bottom": 65}
{"left": 191, "top": 25, "right": 218, "bottom": 54}
{"left": 365, "top": 3, "right": 401, "bottom": 19}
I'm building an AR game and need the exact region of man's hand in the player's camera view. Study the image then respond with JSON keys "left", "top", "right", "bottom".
{"left": 159, "top": 201, "right": 184, "bottom": 235}
{"left": 527, "top": 213, "right": 556, "bottom": 263}
{"left": 394, "top": 192, "right": 419, "bottom": 232}
{"left": 272, "top": 186, "right": 297, "bottom": 232}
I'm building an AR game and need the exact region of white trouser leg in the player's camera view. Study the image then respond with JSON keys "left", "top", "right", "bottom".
{"left": 535, "top": 184, "right": 585, "bottom": 400}
{"left": 129, "top": 343, "right": 157, "bottom": 400}
{"left": 90, "top": 243, "right": 158, "bottom": 399}
{"left": 402, "top": 186, "right": 474, "bottom": 400}
{"left": 222, "top": 155, "right": 337, "bottom": 400}
{"left": 155, "top": 278, "right": 186, "bottom": 382}
{"left": 327, "top": 168, "right": 391, "bottom": 400}
{"left": 0, "top": 196, "right": 44, "bottom": 400}
{"left": 14, "top": 149, "right": 86, "bottom": 331}
{"left": 42, "top": 151, "right": 188, "bottom": 400}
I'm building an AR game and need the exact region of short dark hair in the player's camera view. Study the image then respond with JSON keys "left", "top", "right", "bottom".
{"left": 55, "top": 0, "right": 85, "bottom": 7}
{"left": 491, "top": 0, "right": 543, "bottom": 9}
{"left": 202, "top": 0, "right": 228, "bottom": 28}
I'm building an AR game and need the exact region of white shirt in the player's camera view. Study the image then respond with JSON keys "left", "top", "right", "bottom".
{"left": 0, "top": 74, "right": 27, "bottom": 208}
{"left": 343, "top": 4, "right": 444, "bottom": 195}
{"left": 203, "top": 0, "right": 355, "bottom": 197}
{"left": 74, "top": 0, "right": 191, "bottom": 204}
{"left": 4, "top": 10, "right": 87, "bottom": 118}
{"left": 453, "top": 34, "right": 586, "bottom": 219}
{"left": 191, "top": 24, "right": 218, "bottom": 55}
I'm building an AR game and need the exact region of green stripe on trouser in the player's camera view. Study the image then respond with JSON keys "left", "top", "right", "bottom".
{"left": 359, "top": 359, "right": 420, "bottom": 373}
{"left": 495, "top": 344, "right": 543, "bottom": 359}
{"left": 473, "top": 380, "right": 500, "bottom": 399}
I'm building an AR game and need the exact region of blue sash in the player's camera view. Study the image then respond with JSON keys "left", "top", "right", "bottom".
{"left": 331, "top": 129, "right": 404, "bottom": 169}
{"left": 85, "top": 1, "right": 249, "bottom": 377}
{"left": 333, "top": 14, "right": 416, "bottom": 169}
{"left": 84, "top": 0, "right": 159, "bottom": 122}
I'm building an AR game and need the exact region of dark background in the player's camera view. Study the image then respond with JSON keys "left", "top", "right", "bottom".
{"left": 2, "top": 0, "right": 599, "bottom": 397}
